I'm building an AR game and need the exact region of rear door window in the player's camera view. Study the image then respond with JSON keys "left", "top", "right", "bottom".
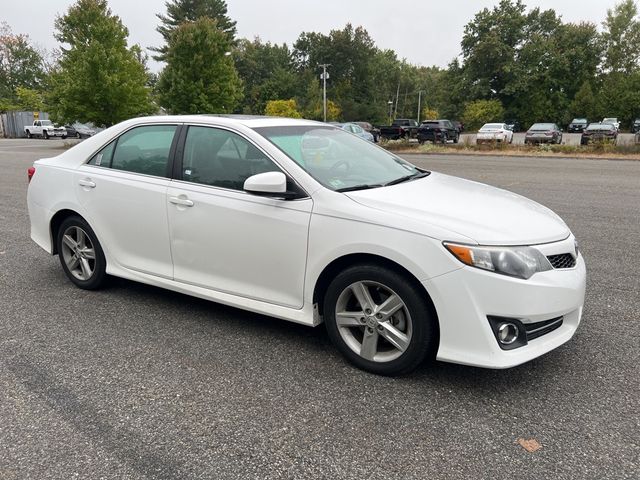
{"left": 87, "top": 125, "right": 177, "bottom": 177}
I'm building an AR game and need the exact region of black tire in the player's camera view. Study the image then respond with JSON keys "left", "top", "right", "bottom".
{"left": 43, "top": 131, "right": 49, "bottom": 140}
{"left": 62, "top": 135, "right": 67, "bottom": 140}
{"left": 56, "top": 215, "right": 108, "bottom": 290}
{"left": 26, "top": 130, "right": 31, "bottom": 139}
{"left": 441, "top": 133, "right": 448, "bottom": 144}
{"left": 323, "top": 264, "right": 437, "bottom": 376}
{"left": 453, "top": 133, "right": 459, "bottom": 144}
{"left": 76, "top": 132, "right": 81, "bottom": 139}
{"left": 418, "top": 139, "right": 425, "bottom": 145}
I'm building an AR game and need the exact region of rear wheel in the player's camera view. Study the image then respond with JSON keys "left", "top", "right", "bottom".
{"left": 323, "top": 264, "right": 437, "bottom": 376}
{"left": 76, "top": 132, "right": 81, "bottom": 139}
{"left": 453, "top": 133, "right": 459, "bottom": 144}
{"left": 56, "top": 216, "right": 107, "bottom": 290}
{"left": 441, "top": 133, "right": 448, "bottom": 144}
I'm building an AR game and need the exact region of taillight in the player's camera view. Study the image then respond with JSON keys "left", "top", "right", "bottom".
{"left": 27, "top": 167, "right": 35, "bottom": 183}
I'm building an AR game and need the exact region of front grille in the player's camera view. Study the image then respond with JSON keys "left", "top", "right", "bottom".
{"left": 547, "top": 253, "right": 576, "bottom": 269}
{"left": 524, "top": 316, "right": 564, "bottom": 341}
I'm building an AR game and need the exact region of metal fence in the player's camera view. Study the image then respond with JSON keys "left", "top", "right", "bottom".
{"left": 0, "top": 111, "right": 50, "bottom": 138}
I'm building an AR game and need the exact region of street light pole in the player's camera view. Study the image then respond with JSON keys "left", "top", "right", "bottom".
{"left": 319, "top": 64, "right": 330, "bottom": 122}
{"left": 417, "top": 90, "right": 424, "bottom": 123}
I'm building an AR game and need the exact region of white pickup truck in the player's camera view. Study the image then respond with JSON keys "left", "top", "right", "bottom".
{"left": 24, "top": 120, "right": 67, "bottom": 139}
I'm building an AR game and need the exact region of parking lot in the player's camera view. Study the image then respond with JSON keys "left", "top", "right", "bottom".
{"left": 461, "top": 132, "right": 638, "bottom": 146}
{"left": 0, "top": 138, "right": 638, "bottom": 479}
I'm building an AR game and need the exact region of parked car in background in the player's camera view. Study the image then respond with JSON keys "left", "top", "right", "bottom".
{"left": 567, "top": 118, "right": 589, "bottom": 133}
{"left": 580, "top": 123, "right": 618, "bottom": 145}
{"left": 354, "top": 121, "right": 380, "bottom": 142}
{"left": 417, "top": 119, "right": 459, "bottom": 144}
{"left": 64, "top": 123, "right": 97, "bottom": 139}
{"left": 452, "top": 121, "right": 464, "bottom": 133}
{"left": 602, "top": 117, "right": 620, "bottom": 131}
{"left": 635, "top": 130, "right": 640, "bottom": 144}
{"left": 505, "top": 120, "right": 521, "bottom": 132}
{"left": 379, "top": 118, "right": 419, "bottom": 140}
{"left": 330, "top": 122, "right": 374, "bottom": 142}
{"left": 631, "top": 118, "right": 640, "bottom": 134}
{"left": 476, "top": 123, "right": 513, "bottom": 144}
{"left": 524, "top": 123, "right": 563, "bottom": 144}
{"left": 26, "top": 115, "right": 586, "bottom": 375}
{"left": 24, "top": 120, "right": 67, "bottom": 139}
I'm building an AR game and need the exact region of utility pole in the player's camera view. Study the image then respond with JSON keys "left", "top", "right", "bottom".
{"left": 417, "top": 90, "right": 424, "bottom": 123}
{"left": 319, "top": 64, "right": 330, "bottom": 122}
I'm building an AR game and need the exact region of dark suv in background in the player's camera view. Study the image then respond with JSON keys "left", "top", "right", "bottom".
{"left": 417, "top": 120, "right": 459, "bottom": 144}
{"left": 567, "top": 118, "right": 588, "bottom": 133}
{"left": 632, "top": 119, "right": 640, "bottom": 134}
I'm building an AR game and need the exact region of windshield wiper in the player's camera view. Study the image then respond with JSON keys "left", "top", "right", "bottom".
{"left": 335, "top": 183, "right": 383, "bottom": 193}
{"left": 385, "top": 171, "right": 430, "bottom": 186}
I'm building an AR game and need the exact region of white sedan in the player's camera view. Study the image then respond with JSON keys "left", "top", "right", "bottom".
{"left": 476, "top": 123, "right": 514, "bottom": 144}
{"left": 27, "top": 115, "right": 586, "bottom": 375}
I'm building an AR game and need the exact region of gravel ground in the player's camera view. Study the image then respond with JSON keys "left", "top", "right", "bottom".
{"left": 0, "top": 140, "right": 638, "bottom": 479}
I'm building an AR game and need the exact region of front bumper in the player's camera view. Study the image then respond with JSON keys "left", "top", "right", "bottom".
{"left": 424, "top": 236, "right": 586, "bottom": 369}
{"left": 47, "top": 130, "right": 67, "bottom": 137}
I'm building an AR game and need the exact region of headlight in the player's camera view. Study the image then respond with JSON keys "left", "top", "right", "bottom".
{"left": 443, "top": 242, "right": 552, "bottom": 279}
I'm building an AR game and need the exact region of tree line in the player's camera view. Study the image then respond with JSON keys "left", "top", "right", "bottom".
{"left": 1, "top": 0, "right": 639, "bottom": 130}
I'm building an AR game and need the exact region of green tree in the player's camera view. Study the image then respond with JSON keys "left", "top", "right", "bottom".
{"left": 0, "top": 23, "right": 46, "bottom": 107}
{"left": 153, "top": 0, "right": 236, "bottom": 61}
{"left": 233, "top": 38, "right": 297, "bottom": 114}
{"left": 293, "top": 24, "right": 378, "bottom": 121}
{"left": 462, "top": 99, "right": 505, "bottom": 130}
{"left": 15, "top": 86, "right": 44, "bottom": 111}
{"left": 601, "top": 0, "right": 640, "bottom": 74}
{"left": 48, "top": 0, "right": 154, "bottom": 126}
{"left": 570, "top": 82, "right": 598, "bottom": 120}
{"left": 264, "top": 99, "right": 301, "bottom": 118}
{"left": 157, "top": 17, "right": 243, "bottom": 114}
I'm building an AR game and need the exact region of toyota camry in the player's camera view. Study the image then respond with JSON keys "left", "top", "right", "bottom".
{"left": 27, "top": 115, "right": 586, "bottom": 375}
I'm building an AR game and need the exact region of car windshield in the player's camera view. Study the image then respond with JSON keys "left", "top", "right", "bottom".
{"left": 254, "top": 125, "right": 425, "bottom": 191}
{"left": 603, "top": 118, "right": 617, "bottom": 123}
{"left": 587, "top": 123, "right": 612, "bottom": 131}
{"left": 480, "top": 123, "right": 503, "bottom": 130}
{"left": 41, "top": 120, "right": 53, "bottom": 126}
{"left": 572, "top": 119, "right": 587, "bottom": 124}
{"left": 529, "top": 123, "right": 554, "bottom": 130}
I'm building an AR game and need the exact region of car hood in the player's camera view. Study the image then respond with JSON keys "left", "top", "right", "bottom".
{"left": 345, "top": 172, "right": 570, "bottom": 245}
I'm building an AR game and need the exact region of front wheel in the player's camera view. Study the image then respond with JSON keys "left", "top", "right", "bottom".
{"left": 26, "top": 130, "right": 31, "bottom": 139}
{"left": 43, "top": 131, "right": 49, "bottom": 139}
{"left": 453, "top": 133, "right": 459, "bottom": 144}
{"left": 441, "top": 133, "right": 448, "bottom": 144}
{"left": 323, "top": 264, "right": 437, "bottom": 376}
{"left": 56, "top": 216, "right": 107, "bottom": 290}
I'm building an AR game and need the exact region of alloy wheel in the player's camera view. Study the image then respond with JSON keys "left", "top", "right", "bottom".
{"left": 334, "top": 281, "right": 412, "bottom": 363}
{"left": 60, "top": 226, "right": 96, "bottom": 281}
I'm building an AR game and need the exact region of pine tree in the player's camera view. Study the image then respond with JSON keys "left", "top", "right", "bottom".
{"left": 153, "top": 0, "right": 236, "bottom": 61}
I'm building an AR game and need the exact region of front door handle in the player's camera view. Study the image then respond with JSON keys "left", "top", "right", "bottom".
{"left": 78, "top": 178, "right": 96, "bottom": 188}
{"left": 169, "top": 195, "right": 194, "bottom": 207}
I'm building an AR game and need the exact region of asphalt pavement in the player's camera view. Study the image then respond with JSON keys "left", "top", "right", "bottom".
{"left": 0, "top": 139, "right": 638, "bottom": 479}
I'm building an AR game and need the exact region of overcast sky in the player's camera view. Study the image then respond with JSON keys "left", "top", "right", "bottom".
{"left": 2, "top": 0, "right": 622, "bottom": 72}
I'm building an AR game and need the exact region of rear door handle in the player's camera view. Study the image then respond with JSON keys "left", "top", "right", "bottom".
{"left": 169, "top": 196, "right": 194, "bottom": 207}
{"left": 78, "top": 178, "right": 96, "bottom": 188}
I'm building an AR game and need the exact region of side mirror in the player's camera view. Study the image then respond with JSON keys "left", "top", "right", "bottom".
{"left": 243, "top": 171, "right": 302, "bottom": 200}
{"left": 244, "top": 171, "right": 286, "bottom": 194}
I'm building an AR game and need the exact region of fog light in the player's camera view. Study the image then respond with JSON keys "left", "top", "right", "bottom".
{"left": 497, "top": 323, "right": 519, "bottom": 345}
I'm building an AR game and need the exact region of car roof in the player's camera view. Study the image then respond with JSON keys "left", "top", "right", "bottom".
{"left": 123, "top": 114, "right": 326, "bottom": 129}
